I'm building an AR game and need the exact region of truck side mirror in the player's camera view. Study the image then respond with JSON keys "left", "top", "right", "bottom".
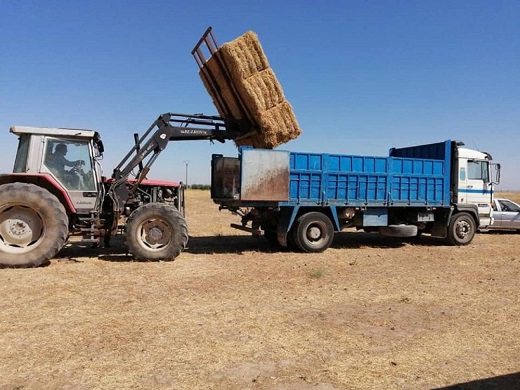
{"left": 492, "top": 163, "right": 501, "bottom": 185}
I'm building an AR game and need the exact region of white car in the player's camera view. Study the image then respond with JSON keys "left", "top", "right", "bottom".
{"left": 489, "top": 198, "right": 520, "bottom": 232}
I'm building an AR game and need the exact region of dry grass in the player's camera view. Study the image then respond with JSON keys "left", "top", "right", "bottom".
{"left": 1, "top": 190, "right": 519, "bottom": 389}
{"left": 497, "top": 191, "right": 520, "bottom": 203}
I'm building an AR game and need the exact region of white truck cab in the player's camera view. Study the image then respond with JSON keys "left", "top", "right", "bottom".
{"left": 455, "top": 145, "right": 499, "bottom": 228}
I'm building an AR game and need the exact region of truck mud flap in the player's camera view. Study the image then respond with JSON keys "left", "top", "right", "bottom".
{"left": 276, "top": 206, "right": 300, "bottom": 246}
{"left": 431, "top": 222, "right": 447, "bottom": 238}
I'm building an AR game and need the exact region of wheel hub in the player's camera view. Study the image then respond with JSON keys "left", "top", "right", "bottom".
{"left": 148, "top": 227, "right": 164, "bottom": 242}
{"left": 140, "top": 220, "right": 171, "bottom": 248}
{"left": 456, "top": 221, "right": 470, "bottom": 238}
{"left": 307, "top": 226, "right": 322, "bottom": 240}
{"left": 0, "top": 206, "right": 44, "bottom": 248}
{"left": 11, "top": 221, "right": 28, "bottom": 236}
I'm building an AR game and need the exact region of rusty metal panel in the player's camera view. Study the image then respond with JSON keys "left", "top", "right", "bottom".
{"left": 241, "top": 149, "right": 289, "bottom": 201}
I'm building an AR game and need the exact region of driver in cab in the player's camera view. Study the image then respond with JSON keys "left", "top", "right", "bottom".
{"left": 46, "top": 143, "right": 85, "bottom": 188}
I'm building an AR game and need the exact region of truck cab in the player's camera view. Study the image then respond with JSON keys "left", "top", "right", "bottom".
{"left": 455, "top": 145, "right": 499, "bottom": 228}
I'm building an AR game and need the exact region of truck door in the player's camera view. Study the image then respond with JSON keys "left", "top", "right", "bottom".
{"left": 458, "top": 158, "right": 492, "bottom": 226}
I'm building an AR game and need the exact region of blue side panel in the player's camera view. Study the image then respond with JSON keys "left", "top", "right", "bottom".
{"left": 389, "top": 158, "right": 446, "bottom": 204}
{"left": 288, "top": 141, "right": 452, "bottom": 207}
{"left": 389, "top": 140, "right": 452, "bottom": 205}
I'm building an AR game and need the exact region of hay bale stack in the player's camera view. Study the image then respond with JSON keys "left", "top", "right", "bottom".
{"left": 199, "top": 31, "right": 301, "bottom": 148}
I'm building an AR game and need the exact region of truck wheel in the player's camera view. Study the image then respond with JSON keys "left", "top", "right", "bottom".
{"left": 126, "top": 203, "right": 188, "bottom": 261}
{"left": 0, "top": 183, "right": 68, "bottom": 267}
{"left": 379, "top": 224, "right": 418, "bottom": 238}
{"left": 292, "top": 212, "right": 334, "bottom": 253}
{"left": 447, "top": 212, "right": 476, "bottom": 245}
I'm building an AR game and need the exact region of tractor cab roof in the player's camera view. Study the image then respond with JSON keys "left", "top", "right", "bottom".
{"left": 10, "top": 126, "right": 98, "bottom": 139}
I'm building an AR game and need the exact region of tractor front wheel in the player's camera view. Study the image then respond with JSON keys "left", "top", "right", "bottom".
{"left": 125, "top": 203, "right": 188, "bottom": 261}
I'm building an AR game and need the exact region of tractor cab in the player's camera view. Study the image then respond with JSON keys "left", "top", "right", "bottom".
{"left": 9, "top": 126, "right": 104, "bottom": 214}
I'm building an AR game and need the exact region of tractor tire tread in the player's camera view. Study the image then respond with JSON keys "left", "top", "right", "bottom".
{"left": 126, "top": 203, "right": 188, "bottom": 261}
{"left": 0, "top": 182, "right": 68, "bottom": 267}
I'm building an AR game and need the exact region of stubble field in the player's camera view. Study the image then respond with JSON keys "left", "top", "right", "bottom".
{"left": 1, "top": 190, "right": 519, "bottom": 389}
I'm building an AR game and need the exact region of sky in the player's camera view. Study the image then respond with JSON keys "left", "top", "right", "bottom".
{"left": 1, "top": 0, "right": 519, "bottom": 189}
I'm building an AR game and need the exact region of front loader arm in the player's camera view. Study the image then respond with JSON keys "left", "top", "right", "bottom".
{"left": 108, "top": 112, "right": 239, "bottom": 211}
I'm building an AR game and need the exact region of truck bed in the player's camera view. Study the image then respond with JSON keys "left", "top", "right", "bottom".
{"left": 212, "top": 140, "right": 453, "bottom": 208}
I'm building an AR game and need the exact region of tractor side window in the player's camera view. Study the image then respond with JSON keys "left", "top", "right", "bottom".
{"left": 44, "top": 140, "right": 95, "bottom": 191}
{"left": 13, "top": 136, "right": 30, "bottom": 173}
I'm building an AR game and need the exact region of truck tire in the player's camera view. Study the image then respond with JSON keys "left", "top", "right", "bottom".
{"left": 125, "top": 203, "right": 188, "bottom": 261}
{"left": 292, "top": 212, "right": 334, "bottom": 253}
{"left": 447, "top": 212, "right": 476, "bottom": 245}
{"left": 379, "top": 224, "right": 418, "bottom": 238}
{"left": 0, "top": 183, "right": 68, "bottom": 267}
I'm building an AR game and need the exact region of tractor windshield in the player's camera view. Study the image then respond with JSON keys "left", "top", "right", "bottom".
{"left": 44, "top": 138, "right": 96, "bottom": 191}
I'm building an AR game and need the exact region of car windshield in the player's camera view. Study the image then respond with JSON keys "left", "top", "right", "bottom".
{"left": 498, "top": 200, "right": 520, "bottom": 212}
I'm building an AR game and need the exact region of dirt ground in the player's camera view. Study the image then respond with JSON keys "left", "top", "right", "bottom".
{"left": 1, "top": 190, "right": 519, "bottom": 390}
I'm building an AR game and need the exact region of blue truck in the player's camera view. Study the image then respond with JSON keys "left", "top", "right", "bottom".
{"left": 211, "top": 139, "right": 500, "bottom": 252}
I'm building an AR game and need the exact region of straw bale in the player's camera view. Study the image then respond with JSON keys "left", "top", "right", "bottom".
{"left": 258, "top": 101, "right": 301, "bottom": 147}
{"left": 238, "top": 69, "right": 285, "bottom": 115}
{"left": 258, "top": 101, "right": 300, "bottom": 140}
{"left": 219, "top": 31, "right": 270, "bottom": 80}
{"left": 235, "top": 102, "right": 301, "bottom": 149}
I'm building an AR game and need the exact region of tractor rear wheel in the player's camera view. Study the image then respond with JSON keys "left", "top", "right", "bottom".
{"left": 0, "top": 183, "right": 68, "bottom": 267}
{"left": 125, "top": 203, "right": 188, "bottom": 261}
